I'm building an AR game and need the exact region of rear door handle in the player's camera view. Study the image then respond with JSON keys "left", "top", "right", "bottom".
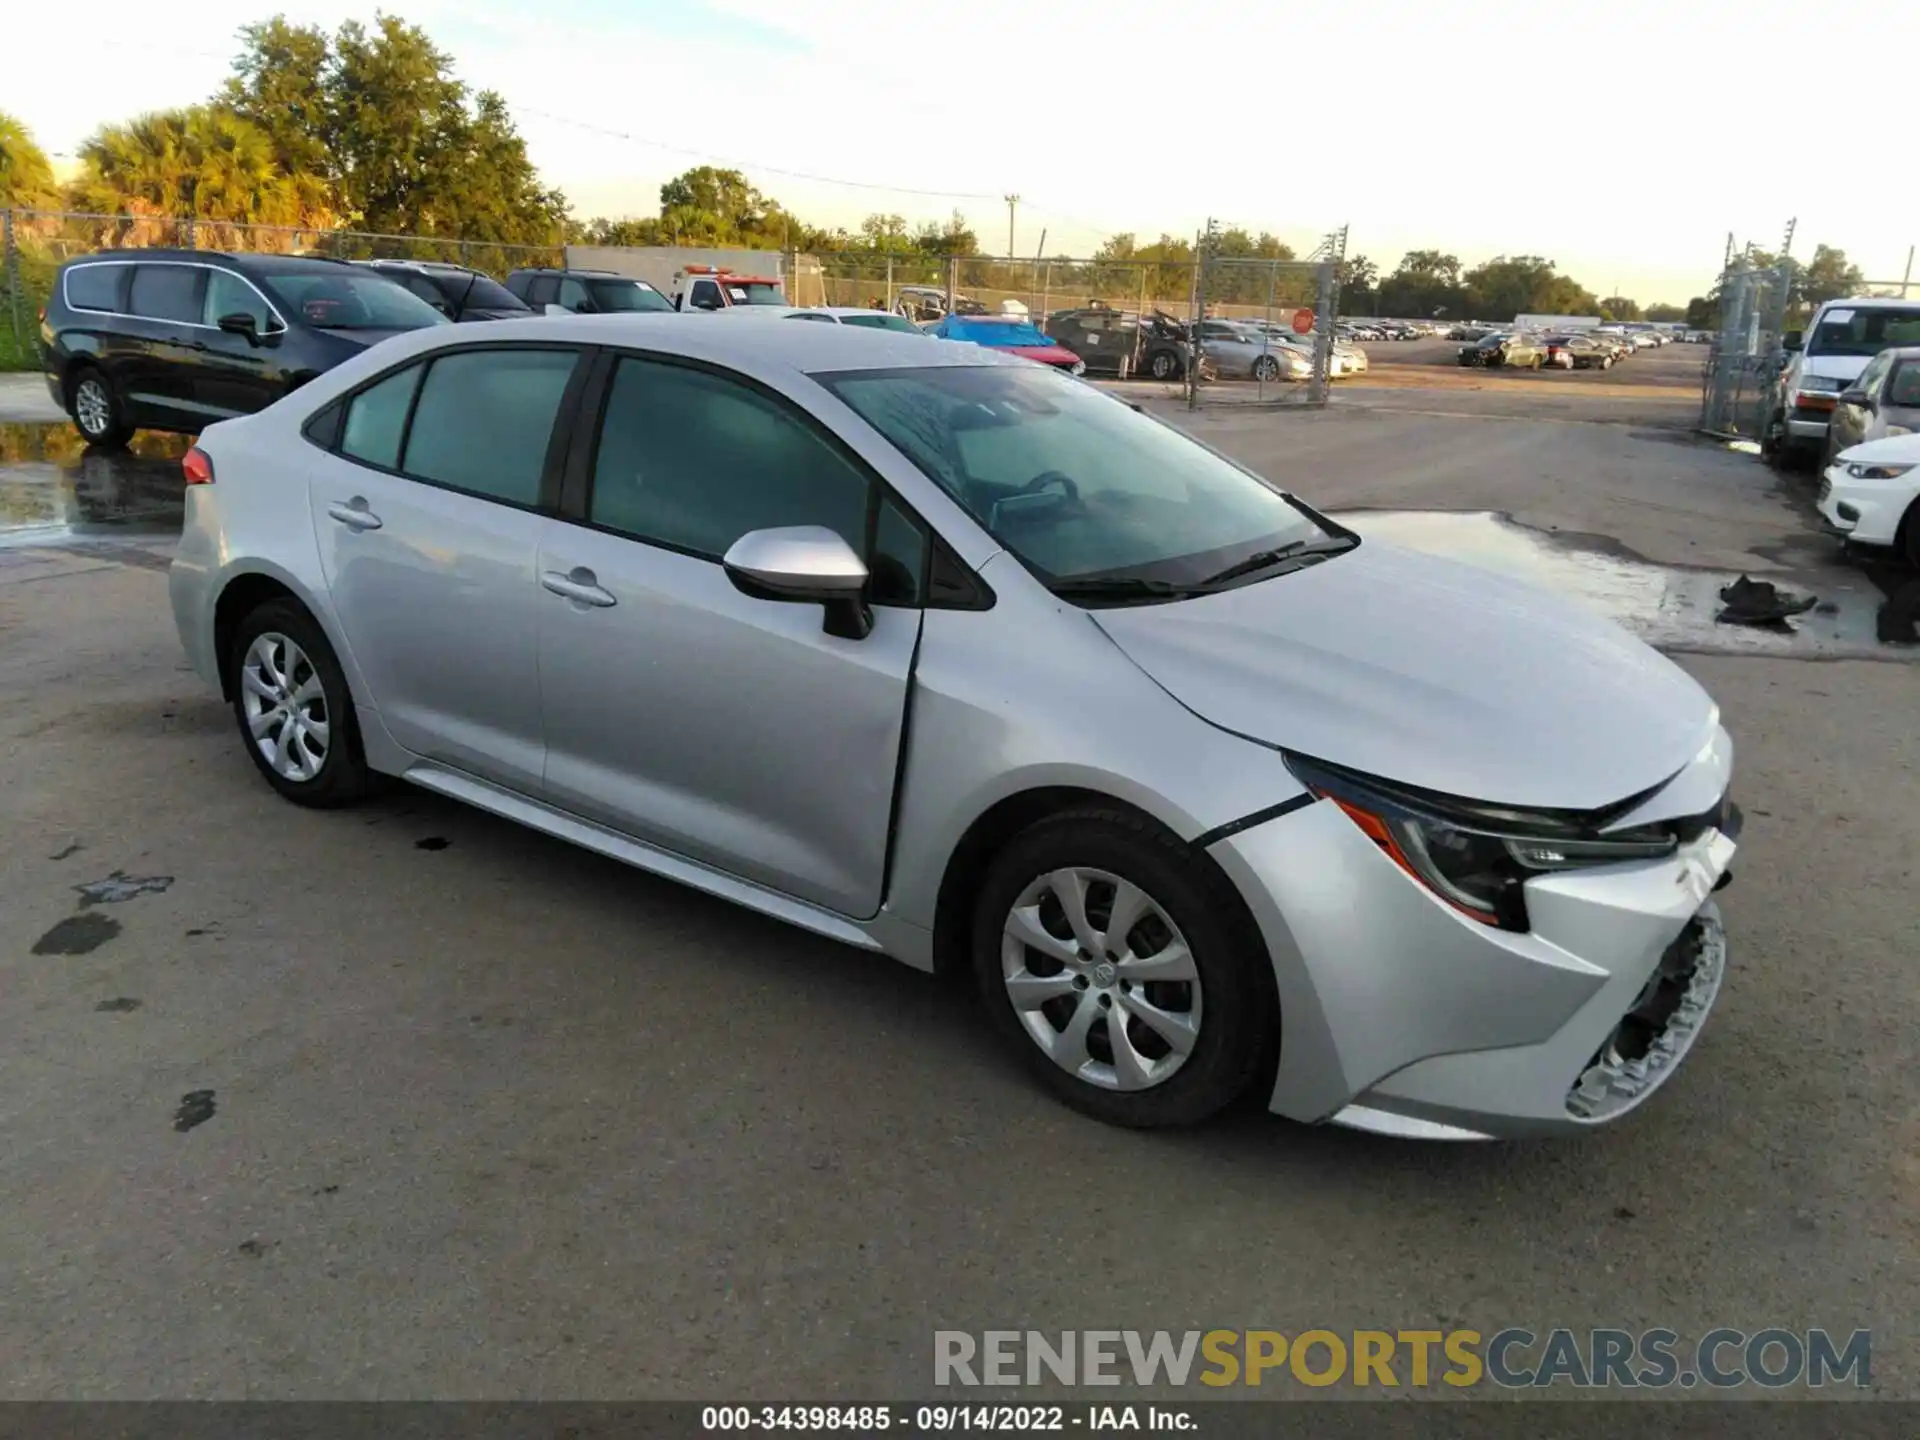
{"left": 541, "top": 568, "right": 617, "bottom": 608}
{"left": 326, "top": 499, "right": 383, "bottom": 531}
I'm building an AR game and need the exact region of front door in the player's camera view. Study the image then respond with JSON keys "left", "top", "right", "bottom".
{"left": 536, "top": 352, "right": 927, "bottom": 917}
{"left": 307, "top": 346, "right": 584, "bottom": 794}
{"left": 193, "top": 267, "right": 286, "bottom": 419}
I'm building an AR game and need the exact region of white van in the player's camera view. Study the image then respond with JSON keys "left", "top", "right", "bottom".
{"left": 1767, "top": 297, "right": 1920, "bottom": 464}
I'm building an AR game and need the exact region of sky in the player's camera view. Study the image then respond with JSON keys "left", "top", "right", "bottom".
{"left": 9, "top": 0, "right": 1918, "bottom": 306}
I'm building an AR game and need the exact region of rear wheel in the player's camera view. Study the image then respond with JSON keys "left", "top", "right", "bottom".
{"left": 229, "top": 599, "right": 371, "bottom": 808}
{"left": 68, "top": 367, "right": 131, "bottom": 449}
{"left": 970, "top": 809, "right": 1276, "bottom": 1129}
{"left": 1149, "top": 349, "right": 1178, "bottom": 381}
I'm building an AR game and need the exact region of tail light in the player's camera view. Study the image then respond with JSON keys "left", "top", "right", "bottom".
{"left": 182, "top": 447, "right": 214, "bottom": 485}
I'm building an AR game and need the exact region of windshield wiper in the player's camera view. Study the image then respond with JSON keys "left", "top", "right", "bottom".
{"left": 1050, "top": 576, "right": 1210, "bottom": 604}
{"left": 1199, "top": 535, "right": 1357, "bottom": 587}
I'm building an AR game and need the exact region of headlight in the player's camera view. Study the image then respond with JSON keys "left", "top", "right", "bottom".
{"left": 1284, "top": 754, "right": 1679, "bottom": 931}
{"left": 1796, "top": 375, "right": 1843, "bottom": 393}
{"left": 1845, "top": 461, "right": 1914, "bottom": 480}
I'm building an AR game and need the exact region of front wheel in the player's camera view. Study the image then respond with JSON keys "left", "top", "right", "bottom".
{"left": 1149, "top": 350, "right": 1178, "bottom": 381}
{"left": 970, "top": 809, "right": 1277, "bottom": 1128}
{"left": 1252, "top": 355, "right": 1280, "bottom": 382}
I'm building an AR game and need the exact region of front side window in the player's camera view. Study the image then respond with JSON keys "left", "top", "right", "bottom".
{"left": 822, "top": 363, "right": 1338, "bottom": 592}
{"left": 401, "top": 349, "right": 578, "bottom": 505}
{"left": 559, "top": 278, "right": 592, "bottom": 311}
{"left": 588, "top": 356, "right": 872, "bottom": 564}
{"left": 688, "top": 280, "right": 723, "bottom": 311}
{"left": 203, "top": 269, "right": 274, "bottom": 331}
{"left": 340, "top": 365, "right": 422, "bottom": 469}
{"left": 1853, "top": 351, "right": 1894, "bottom": 396}
{"left": 129, "top": 264, "right": 205, "bottom": 324}
{"left": 1808, "top": 306, "right": 1920, "bottom": 359}
{"left": 258, "top": 270, "right": 449, "bottom": 331}
{"left": 1887, "top": 362, "right": 1920, "bottom": 408}
{"left": 526, "top": 275, "right": 559, "bottom": 307}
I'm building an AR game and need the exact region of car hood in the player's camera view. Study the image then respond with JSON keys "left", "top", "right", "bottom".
{"left": 1090, "top": 539, "right": 1717, "bottom": 811}
{"left": 1836, "top": 431, "right": 1920, "bottom": 464}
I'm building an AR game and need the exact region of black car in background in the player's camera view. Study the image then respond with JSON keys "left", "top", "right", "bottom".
{"left": 41, "top": 250, "right": 449, "bottom": 448}
{"left": 503, "top": 268, "right": 675, "bottom": 315}
{"left": 1044, "top": 306, "right": 1196, "bottom": 380}
{"left": 352, "top": 259, "right": 535, "bottom": 321}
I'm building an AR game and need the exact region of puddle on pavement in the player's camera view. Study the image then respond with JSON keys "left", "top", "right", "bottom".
{"left": 0, "top": 422, "right": 189, "bottom": 548}
{"left": 1330, "top": 509, "right": 1914, "bottom": 659}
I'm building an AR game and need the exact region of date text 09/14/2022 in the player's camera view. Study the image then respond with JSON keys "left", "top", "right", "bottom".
{"left": 701, "top": 1404, "right": 1189, "bottom": 1431}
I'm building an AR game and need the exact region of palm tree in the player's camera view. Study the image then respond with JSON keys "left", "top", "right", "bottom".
{"left": 0, "top": 110, "right": 59, "bottom": 210}
{"left": 69, "top": 106, "right": 320, "bottom": 246}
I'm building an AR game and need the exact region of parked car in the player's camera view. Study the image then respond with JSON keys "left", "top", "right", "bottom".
{"left": 894, "top": 286, "right": 988, "bottom": 324}
{"left": 1588, "top": 331, "right": 1634, "bottom": 363}
{"left": 1822, "top": 344, "right": 1920, "bottom": 466}
{"left": 168, "top": 315, "right": 1740, "bottom": 1137}
{"left": 503, "top": 268, "right": 675, "bottom": 316}
{"left": 351, "top": 260, "right": 534, "bottom": 322}
{"left": 1542, "top": 335, "right": 1615, "bottom": 371}
{"left": 1458, "top": 332, "right": 1544, "bottom": 369}
{"left": 1236, "top": 319, "right": 1369, "bottom": 378}
{"left": 927, "top": 315, "right": 1085, "bottom": 373}
{"left": 1818, "top": 431, "right": 1920, "bottom": 562}
{"left": 1766, "top": 297, "right": 1920, "bottom": 467}
{"left": 1447, "top": 326, "right": 1492, "bottom": 342}
{"left": 1044, "top": 306, "right": 1193, "bottom": 379}
{"left": 1197, "top": 320, "right": 1314, "bottom": 382}
{"left": 43, "top": 249, "right": 450, "bottom": 448}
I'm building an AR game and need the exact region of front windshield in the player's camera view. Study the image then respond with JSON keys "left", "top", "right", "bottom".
{"left": 947, "top": 319, "right": 1051, "bottom": 347}
{"left": 821, "top": 364, "right": 1335, "bottom": 590}
{"left": 261, "top": 271, "right": 450, "bottom": 330}
{"left": 588, "top": 279, "right": 673, "bottom": 313}
{"left": 1807, "top": 306, "right": 1920, "bottom": 359}
{"left": 841, "top": 313, "right": 925, "bottom": 334}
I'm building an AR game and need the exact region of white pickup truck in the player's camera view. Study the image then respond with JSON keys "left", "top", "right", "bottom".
{"left": 1767, "top": 296, "right": 1920, "bottom": 466}
{"left": 674, "top": 266, "right": 788, "bottom": 312}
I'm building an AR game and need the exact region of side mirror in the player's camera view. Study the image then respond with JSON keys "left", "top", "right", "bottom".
{"left": 218, "top": 312, "right": 260, "bottom": 344}
{"left": 1839, "top": 389, "right": 1872, "bottom": 408}
{"left": 722, "top": 525, "right": 873, "bottom": 640}
{"left": 1783, "top": 330, "right": 1803, "bottom": 353}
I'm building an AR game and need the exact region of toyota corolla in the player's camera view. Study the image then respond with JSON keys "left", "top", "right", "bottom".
{"left": 170, "top": 316, "right": 1739, "bottom": 1139}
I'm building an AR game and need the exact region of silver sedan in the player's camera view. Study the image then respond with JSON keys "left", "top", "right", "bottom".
{"left": 170, "top": 315, "right": 1740, "bottom": 1138}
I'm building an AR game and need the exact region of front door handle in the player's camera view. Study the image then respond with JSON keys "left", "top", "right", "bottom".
{"left": 541, "top": 568, "right": 617, "bottom": 608}
{"left": 326, "top": 499, "right": 383, "bottom": 531}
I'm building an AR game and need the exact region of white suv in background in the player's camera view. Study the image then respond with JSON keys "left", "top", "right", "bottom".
{"left": 1769, "top": 297, "right": 1920, "bottom": 466}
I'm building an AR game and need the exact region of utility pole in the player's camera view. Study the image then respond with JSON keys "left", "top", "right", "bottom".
{"left": 1901, "top": 245, "right": 1914, "bottom": 299}
{"left": 1003, "top": 195, "right": 1020, "bottom": 260}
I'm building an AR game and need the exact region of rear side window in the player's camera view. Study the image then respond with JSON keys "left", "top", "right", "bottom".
{"left": 64, "top": 264, "right": 125, "bottom": 313}
{"left": 401, "top": 349, "right": 578, "bottom": 505}
{"left": 129, "top": 264, "right": 205, "bottom": 324}
{"left": 340, "top": 365, "right": 422, "bottom": 469}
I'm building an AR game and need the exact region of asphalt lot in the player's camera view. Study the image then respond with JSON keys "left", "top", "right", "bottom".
{"left": 3, "top": 369, "right": 1918, "bottom": 1401}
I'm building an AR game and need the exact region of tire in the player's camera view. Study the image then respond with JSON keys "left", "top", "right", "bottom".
{"left": 228, "top": 598, "right": 372, "bottom": 808}
{"left": 969, "top": 807, "right": 1277, "bottom": 1129}
{"left": 1530, "top": 354, "right": 1543, "bottom": 370}
{"left": 1600, "top": 356, "right": 1612, "bottom": 370}
{"left": 67, "top": 365, "right": 132, "bottom": 450}
{"left": 1252, "top": 355, "right": 1280, "bottom": 382}
{"left": 1149, "top": 350, "right": 1178, "bottom": 381}
{"left": 1902, "top": 500, "right": 1920, "bottom": 570}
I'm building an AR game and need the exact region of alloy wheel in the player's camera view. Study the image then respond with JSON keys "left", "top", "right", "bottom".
{"left": 1000, "top": 867, "right": 1202, "bottom": 1092}
{"left": 74, "top": 377, "right": 112, "bottom": 437}
{"left": 240, "top": 632, "right": 330, "bottom": 782}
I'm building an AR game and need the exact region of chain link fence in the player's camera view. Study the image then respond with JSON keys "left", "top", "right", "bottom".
{"left": 1, "top": 208, "right": 565, "bottom": 370}
{"left": 1698, "top": 258, "right": 1794, "bottom": 440}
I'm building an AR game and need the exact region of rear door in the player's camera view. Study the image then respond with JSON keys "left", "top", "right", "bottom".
{"left": 307, "top": 343, "right": 587, "bottom": 794}
{"left": 121, "top": 263, "right": 208, "bottom": 429}
{"left": 535, "top": 351, "right": 927, "bottom": 916}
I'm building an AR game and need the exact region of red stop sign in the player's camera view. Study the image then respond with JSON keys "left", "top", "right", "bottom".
{"left": 1291, "top": 308, "right": 1315, "bottom": 335}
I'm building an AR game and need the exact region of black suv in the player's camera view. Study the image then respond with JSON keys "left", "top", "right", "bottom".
{"left": 503, "top": 268, "right": 674, "bottom": 315}
{"left": 42, "top": 250, "right": 449, "bottom": 448}
{"left": 1044, "top": 306, "right": 1194, "bottom": 380}
{"left": 351, "top": 259, "right": 534, "bottom": 321}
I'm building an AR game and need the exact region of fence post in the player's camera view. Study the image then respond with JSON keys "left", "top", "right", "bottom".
{"left": 182, "top": 214, "right": 197, "bottom": 250}
{"left": 3, "top": 209, "right": 22, "bottom": 361}
{"left": 945, "top": 255, "right": 957, "bottom": 318}
{"left": 1309, "top": 260, "right": 1336, "bottom": 406}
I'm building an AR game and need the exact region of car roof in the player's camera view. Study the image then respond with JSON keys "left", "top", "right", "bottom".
{"left": 508, "top": 267, "right": 626, "bottom": 278}
{"left": 1817, "top": 297, "right": 1920, "bottom": 313}
{"left": 344, "top": 311, "right": 1012, "bottom": 377}
{"left": 68, "top": 249, "right": 357, "bottom": 274}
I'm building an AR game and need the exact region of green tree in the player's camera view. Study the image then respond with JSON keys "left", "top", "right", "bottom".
{"left": 1461, "top": 255, "right": 1598, "bottom": 321}
{"left": 912, "top": 210, "right": 978, "bottom": 258}
{"left": 1645, "top": 302, "right": 1686, "bottom": 323}
{"left": 1599, "top": 296, "right": 1641, "bottom": 321}
{"left": 1796, "top": 243, "right": 1865, "bottom": 308}
{"left": 1378, "top": 250, "right": 1465, "bottom": 318}
{"left": 1340, "top": 254, "right": 1379, "bottom": 313}
{"left": 69, "top": 107, "right": 307, "bottom": 235}
{"left": 223, "top": 15, "right": 565, "bottom": 241}
{"left": 1684, "top": 296, "right": 1716, "bottom": 329}
{"left": 0, "top": 111, "right": 59, "bottom": 210}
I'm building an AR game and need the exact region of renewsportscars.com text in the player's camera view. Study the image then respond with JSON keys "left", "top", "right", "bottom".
{"left": 933, "top": 1328, "right": 1871, "bottom": 1390}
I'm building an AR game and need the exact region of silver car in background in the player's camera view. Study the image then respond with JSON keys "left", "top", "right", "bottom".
{"left": 1195, "top": 320, "right": 1314, "bottom": 382}
{"left": 170, "top": 316, "right": 1739, "bottom": 1139}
